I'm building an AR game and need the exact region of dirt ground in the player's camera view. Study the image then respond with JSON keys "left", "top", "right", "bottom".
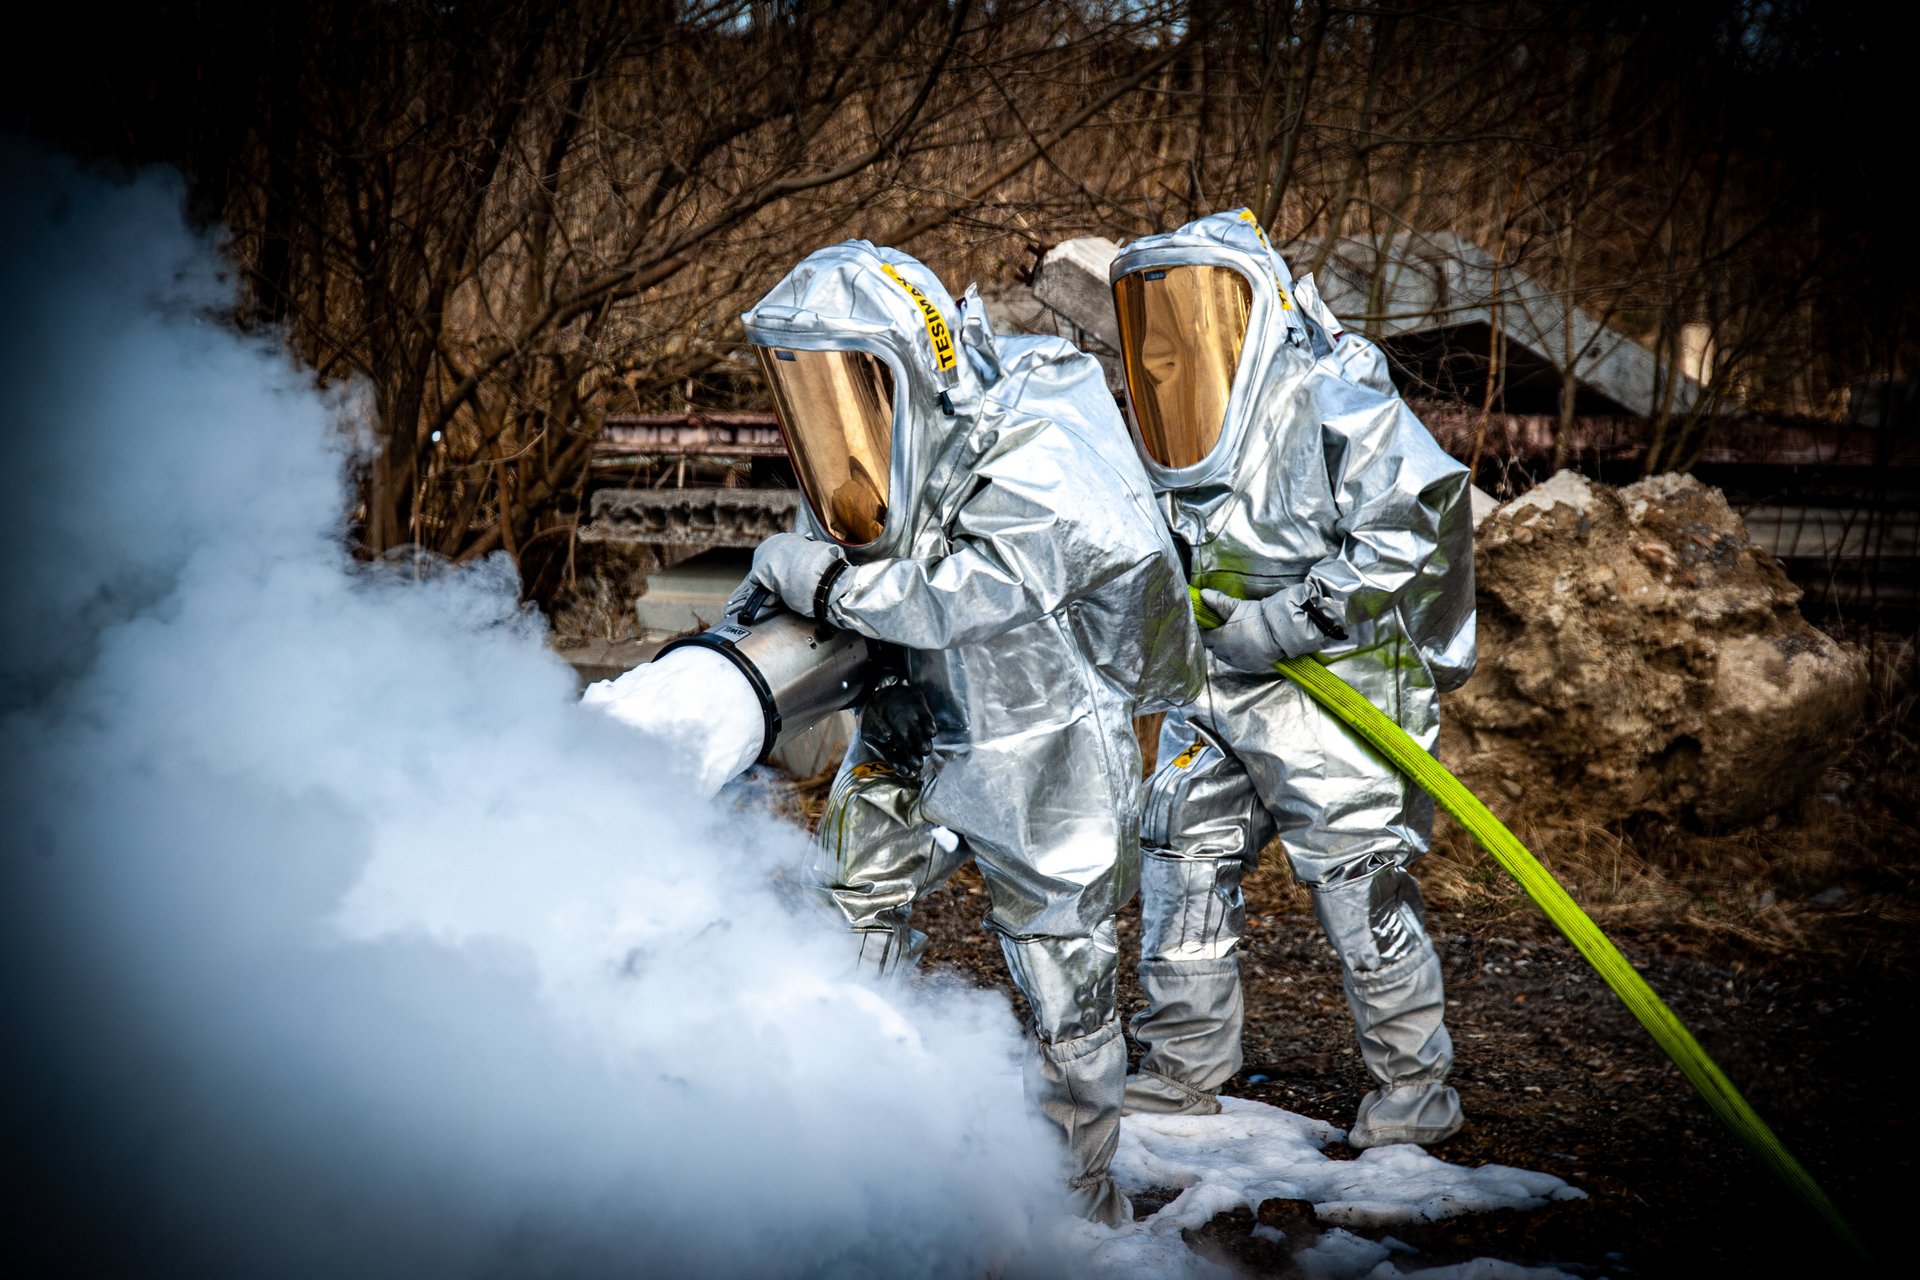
{"left": 906, "top": 866, "right": 1912, "bottom": 1277}
{"left": 789, "top": 634, "right": 1919, "bottom": 1277}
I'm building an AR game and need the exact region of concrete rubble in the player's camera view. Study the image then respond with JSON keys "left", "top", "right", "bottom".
{"left": 1304, "top": 232, "right": 1706, "bottom": 418}
{"left": 1442, "top": 470, "right": 1867, "bottom": 829}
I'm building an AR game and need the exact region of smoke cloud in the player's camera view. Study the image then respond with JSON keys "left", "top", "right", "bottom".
{"left": 0, "top": 145, "right": 1061, "bottom": 1277}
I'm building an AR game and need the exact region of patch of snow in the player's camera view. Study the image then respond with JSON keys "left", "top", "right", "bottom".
{"left": 1043, "top": 1215, "right": 1235, "bottom": 1279}
{"left": 1369, "top": 1260, "right": 1579, "bottom": 1279}
{"left": 1295, "top": 1227, "right": 1393, "bottom": 1277}
{"left": 1318, "top": 1142, "right": 1585, "bottom": 1229}
{"left": 1116, "top": 1098, "right": 1582, "bottom": 1237}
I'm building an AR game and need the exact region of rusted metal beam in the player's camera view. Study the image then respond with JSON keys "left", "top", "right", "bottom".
{"left": 597, "top": 412, "right": 784, "bottom": 457}
{"left": 594, "top": 402, "right": 1915, "bottom": 472}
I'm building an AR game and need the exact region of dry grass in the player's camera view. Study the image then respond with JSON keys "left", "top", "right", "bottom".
{"left": 546, "top": 545, "right": 665, "bottom": 643}
{"left": 547, "top": 575, "right": 640, "bottom": 644}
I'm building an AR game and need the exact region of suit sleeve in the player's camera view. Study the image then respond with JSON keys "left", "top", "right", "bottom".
{"left": 826, "top": 467, "right": 1113, "bottom": 650}
{"left": 1302, "top": 374, "right": 1471, "bottom": 630}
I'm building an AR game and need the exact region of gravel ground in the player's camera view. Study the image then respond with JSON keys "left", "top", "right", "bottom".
{"left": 906, "top": 857, "right": 1912, "bottom": 1277}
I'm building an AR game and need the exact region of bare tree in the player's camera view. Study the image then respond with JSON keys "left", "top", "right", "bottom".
{"left": 19, "top": 0, "right": 1911, "bottom": 593}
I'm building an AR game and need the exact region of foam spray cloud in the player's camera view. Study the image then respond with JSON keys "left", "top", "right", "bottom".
{"left": 0, "top": 146, "right": 1061, "bottom": 1277}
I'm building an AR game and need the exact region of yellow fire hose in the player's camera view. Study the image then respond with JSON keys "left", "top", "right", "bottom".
{"left": 1188, "top": 588, "right": 1867, "bottom": 1259}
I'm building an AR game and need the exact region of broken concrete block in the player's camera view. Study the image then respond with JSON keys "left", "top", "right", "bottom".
{"left": 1030, "top": 236, "right": 1122, "bottom": 354}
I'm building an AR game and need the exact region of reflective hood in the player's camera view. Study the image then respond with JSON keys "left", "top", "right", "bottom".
{"left": 1109, "top": 208, "right": 1311, "bottom": 489}
{"left": 743, "top": 242, "right": 987, "bottom": 561}
{"left": 1110, "top": 209, "right": 1477, "bottom": 694}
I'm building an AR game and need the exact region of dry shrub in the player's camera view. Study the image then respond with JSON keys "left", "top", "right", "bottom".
{"left": 547, "top": 576, "right": 640, "bottom": 645}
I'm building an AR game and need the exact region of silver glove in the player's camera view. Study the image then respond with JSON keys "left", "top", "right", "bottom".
{"left": 1198, "top": 583, "right": 1338, "bottom": 672}
{"left": 748, "top": 532, "right": 846, "bottom": 619}
{"left": 723, "top": 576, "right": 758, "bottom": 619}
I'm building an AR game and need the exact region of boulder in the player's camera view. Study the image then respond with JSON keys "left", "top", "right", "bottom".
{"left": 1441, "top": 470, "right": 1867, "bottom": 829}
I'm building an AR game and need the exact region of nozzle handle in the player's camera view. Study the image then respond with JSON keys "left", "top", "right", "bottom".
{"left": 737, "top": 584, "right": 777, "bottom": 626}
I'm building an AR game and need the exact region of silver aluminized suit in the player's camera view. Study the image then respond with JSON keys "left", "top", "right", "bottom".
{"left": 740, "top": 243, "right": 1201, "bottom": 1222}
{"left": 1110, "top": 211, "right": 1477, "bottom": 1147}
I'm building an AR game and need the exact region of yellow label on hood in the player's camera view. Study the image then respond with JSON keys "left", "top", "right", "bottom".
{"left": 881, "top": 263, "right": 958, "bottom": 373}
{"left": 1236, "top": 209, "right": 1292, "bottom": 310}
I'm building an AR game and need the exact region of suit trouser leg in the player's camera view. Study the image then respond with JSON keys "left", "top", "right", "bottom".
{"left": 974, "top": 826, "right": 1132, "bottom": 1227}
{"left": 1126, "top": 713, "right": 1275, "bottom": 1115}
{"left": 1236, "top": 657, "right": 1462, "bottom": 1147}
{"left": 808, "top": 750, "right": 966, "bottom": 977}
{"left": 814, "top": 744, "right": 1136, "bottom": 1223}
{"left": 1128, "top": 652, "right": 1462, "bottom": 1145}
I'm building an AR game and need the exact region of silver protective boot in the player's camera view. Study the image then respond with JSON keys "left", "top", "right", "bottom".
{"left": 1027, "top": 1020, "right": 1131, "bottom": 1226}
{"left": 1314, "top": 870, "right": 1463, "bottom": 1148}
{"left": 1003, "top": 929, "right": 1131, "bottom": 1226}
{"left": 1126, "top": 845, "right": 1256, "bottom": 1114}
{"left": 1126, "top": 957, "right": 1239, "bottom": 1114}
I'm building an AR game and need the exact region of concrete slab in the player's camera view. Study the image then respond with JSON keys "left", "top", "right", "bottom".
{"left": 1017, "top": 231, "right": 1704, "bottom": 420}
{"left": 633, "top": 550, "right": 751, "bottom": 640}
{"left": 580, "top": 486, "right": 799, "bottom": 549}
{"left": 1026, "top": 237, "right": 1127, "bottom": 392}
{"left": 1301, "top": 232, "right": 1706, "bottom": 419}
{"left": 1031, "top": 236, "right": 1123, "bottom": 353}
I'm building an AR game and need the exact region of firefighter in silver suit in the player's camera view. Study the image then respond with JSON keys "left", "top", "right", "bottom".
{"left": 734, "top": 242, "right": 1201, "bottom": 1222}
{"left": 1109, "top": 210, "right": 1477, "bottom": 1148}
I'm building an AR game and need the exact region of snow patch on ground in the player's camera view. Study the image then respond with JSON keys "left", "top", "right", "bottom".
{"left": 1294, "top": 1230, "right": 1577, "bottom": 1278}
{"left": 1044, "top": 1216, "right": 1235, "bottom": 1280}
{"left": 1099, "top": 1097, "right": 1587, "bottom": 1278}
{"left": 1375, "top": 1262, "right": 1578, "bottom": 1279}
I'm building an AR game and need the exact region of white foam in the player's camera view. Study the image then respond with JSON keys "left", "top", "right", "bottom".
{"left": 581, "top": 644, "right": 765, "bottom": 795}
{"left": 0, "top": 144, "right": 1056, "bottom": 1279}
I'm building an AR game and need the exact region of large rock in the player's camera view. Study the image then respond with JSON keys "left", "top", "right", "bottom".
{"left": 1442, "top": 470, "right": 1867, "bottom": 829}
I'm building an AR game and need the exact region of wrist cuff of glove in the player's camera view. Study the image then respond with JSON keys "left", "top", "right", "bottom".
{"left": 1298, "top": 582, "right": 1349, "bottom": 641}
{"left": 813, "top": 556, "right": 851, "bottom": 623}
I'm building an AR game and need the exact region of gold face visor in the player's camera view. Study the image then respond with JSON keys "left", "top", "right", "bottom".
{"left": 756, "top": 346, "right": 895, "bottom": 546}
{"left": 1113, "top": 264, "right": 1254, "bottom": 470}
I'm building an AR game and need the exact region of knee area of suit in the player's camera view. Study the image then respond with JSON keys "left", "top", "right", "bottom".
{"left": 1000, "top": 931, "right": 1120, "bottom": 1043}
